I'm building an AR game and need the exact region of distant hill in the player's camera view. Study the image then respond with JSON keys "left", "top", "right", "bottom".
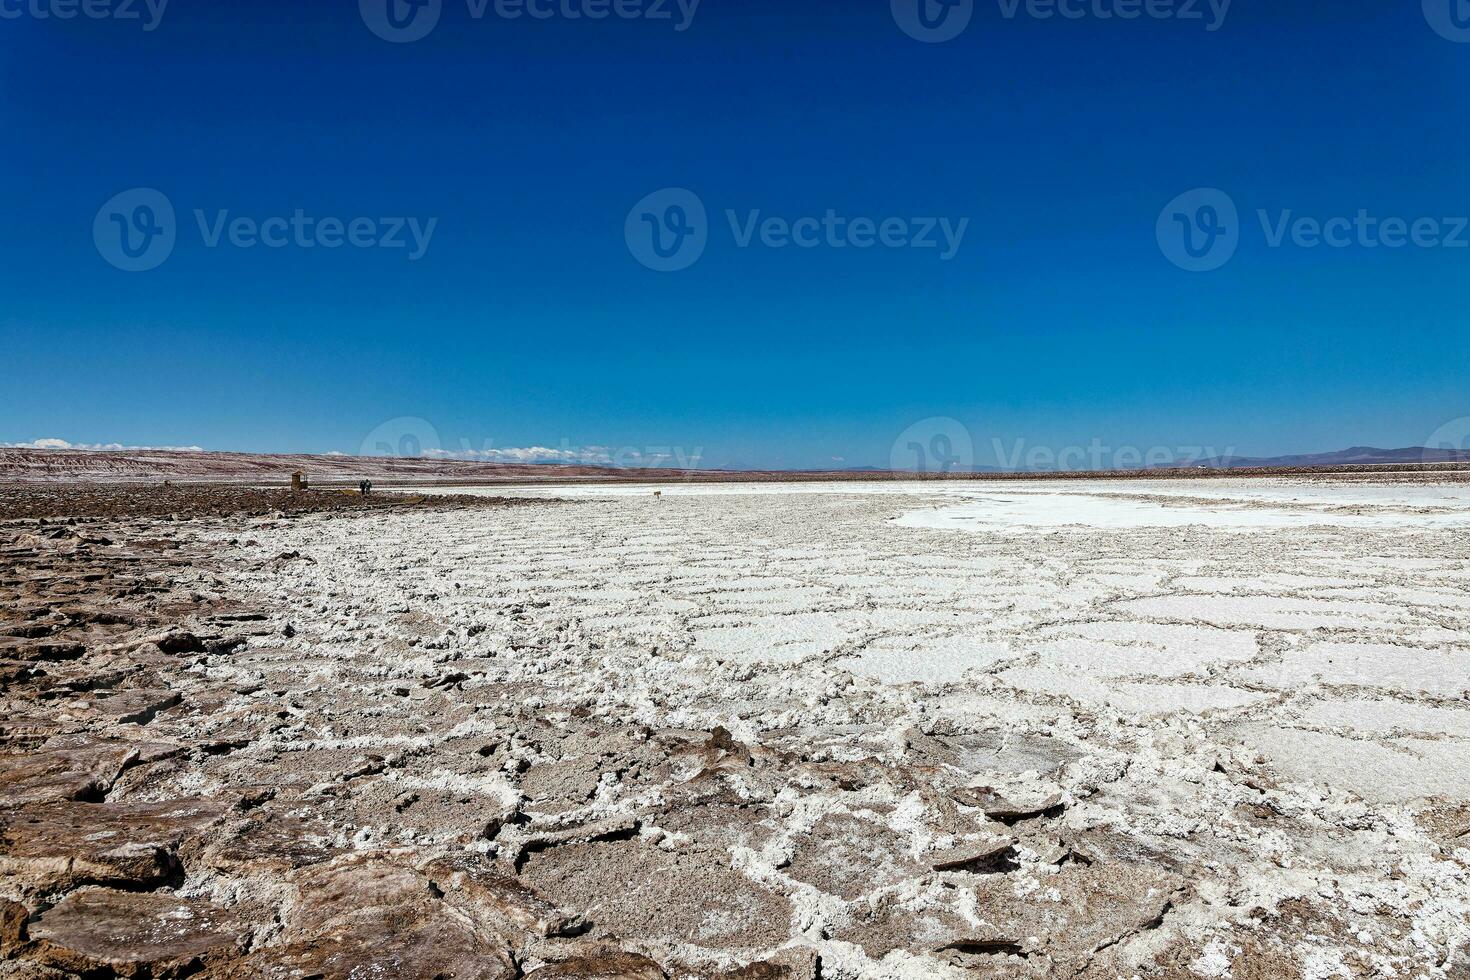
{"left": 0, "top": 448, "right": 713, "bottom": 485}
{"left": 1190, "top": 446, "right": 1470, "bottom": 469}
{"left": 2, "top": 445, "right": 1467, "bottom": 484}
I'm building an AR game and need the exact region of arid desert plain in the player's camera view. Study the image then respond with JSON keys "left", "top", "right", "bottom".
{"left": 2, "top": 475, "right": 1469, "bottom": 979}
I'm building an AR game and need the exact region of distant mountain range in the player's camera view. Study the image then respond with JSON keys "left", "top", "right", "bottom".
{"left": 1188, "top": 446, "right": 1470, "bottom": 469}
{"left": 834, "top": 446, "right": 1470, "bottom": 473}
{"left": 0, "top": 448, "right": 706, "bottom": 484}
{"left": 1, "top": 444, "right": 1467, "bottom": 483}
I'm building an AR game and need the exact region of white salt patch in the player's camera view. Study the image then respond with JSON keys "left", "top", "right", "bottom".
{"left": 998, "top": 668, "right": 1266, "bottom": 715}
{"left": 693, "top": 612, "right": 865, "bottom": 662}
{"left": 420, "top": 478, "right": 1470, "bottom": 511}
{"left": 1232, "top": 725, "right": 1470, "bottom": 803}
{"left": 838, "top": 636, "right": 1012, "bottom": 684}
{"left": 893, "top": 488, "right": 1470, "bottom": 534}
{"left": 1242, "top": 643, "right": 1470, "bottom": 697}
{"left": 1118, "top": 595, "right": 1407, "bottom": 631}
{"left": 1294, "top": 699, "right": 1470, "bottom": 738}
{"left": 1027, "top": 621, "right": 1257, "bottom": 678}
{"left": 1174, "top": 574, "right": 1363, "bottom": 593}
{"left": 1190, "top": 940, "right": 1234, "bottom": 977}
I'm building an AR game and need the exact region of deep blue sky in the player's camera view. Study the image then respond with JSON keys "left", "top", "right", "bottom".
{"left": 3, "top": 0, "right": 1467, "bottom": 469}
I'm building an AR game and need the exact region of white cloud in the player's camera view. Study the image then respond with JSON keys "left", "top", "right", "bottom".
{"left": 422, "top": 445, "right": 604, "bottom": 463}
{"left": 1, "top": 438, "right": 205, "bottom": 452}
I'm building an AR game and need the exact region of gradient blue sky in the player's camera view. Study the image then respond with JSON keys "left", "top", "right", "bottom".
{"left": 3, "top": 0, "right": 1467, "bottom": 469}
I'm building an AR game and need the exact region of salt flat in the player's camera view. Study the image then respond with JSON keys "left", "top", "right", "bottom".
{"left": 439, "top": 477, "right": 1470, "bottom": 531}
{"left": 187, "top": 477, "right": 1470, "bottom": 977}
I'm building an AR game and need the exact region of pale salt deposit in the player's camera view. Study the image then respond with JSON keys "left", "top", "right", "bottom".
{"left": 431, "top": 478, "right": 1470, "bottom": 533}
{"left": 197, "top": 476, "right": 1470, "bottom": 977}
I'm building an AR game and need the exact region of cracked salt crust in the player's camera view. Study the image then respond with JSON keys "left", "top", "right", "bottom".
{"left": 196, "top": 476, "right": 1470, "bottom": 976}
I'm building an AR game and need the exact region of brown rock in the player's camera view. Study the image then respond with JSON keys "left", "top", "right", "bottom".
{"left": 0, "top": 736, "right": 178, "bottom": 806}
{"left": 933, "top": 935, "right": 1034, "bottom": 971}
{"left": 422, "top": 854, "right": 572, "bottom": 938}
{"left": 30, "top": 888, "right": 246, "bottom": 977}
{"left": 0, "top": 797, "right": 231, "bottom": 896}
{"left": 525, "top": 952, "right": 668, "bottom": 979}
{"left": 0, "top": 639, "right": 84, "bottom": 663}
{"left": 0, "top": 660, "right": 38, "bottom": 687}
{"left": 717, "top": 967, "right": 794, "bottom": 980}
{"left": 1, "top": 898, "right": 30, "bottom": 951}
{"left": 342, "top": 779, "right": 515, "bottom": 846}
{"left": 715, "top": 950, "right": 820, "bottom": 979}
{"left": 94, "top": 689, "right": 183, "bottom": 725}
{"left": 511, "top": 815, "right": 640, "bottom": 869}
{"left": 834, "top": 859, "right": 1180, "bottom": 969}
{"left": 698, "top": 725, "right": 753, "bottom": 775}
{"left": 202, "top": 814, "right": 345, "bottom": 874}
{"left": 148, "top": 630, "right": 208, "bottom": 655}
{"left": 219, "top": 854, "right": 517, "bottom": 980}
{"left": 225, "top": 929, "right": 515, "bottom": 980}
{"left": 519, "top": 835, "right": 792, "bottom": 951}
{"left": 956, "top": 786, "right": 1066, "bottom": 824}
{"left": 791, "top": 757, "right": 892, "bottom": 792}
{"left": 0, "top": 961, "right": 71, "bottom": 979}
{"left": 964, "top": 861, "right": 1183, "bottom": 969}
{"left": 930, "top": 837, "right": 1019, "bottom": 873}
{"left": 830, "top": 892, "right": 974, "bottom": 961}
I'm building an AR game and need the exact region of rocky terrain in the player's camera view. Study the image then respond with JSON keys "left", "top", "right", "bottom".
{"left": 1, "top": 480, "right": 1468, "bottom": 979}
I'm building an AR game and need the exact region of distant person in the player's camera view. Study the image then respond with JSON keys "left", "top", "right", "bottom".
{"left": 359, "top": 479, "right": 368, "bottom": 497}
{"left": 365, "top": 480, "right": 373, "bottom": 497}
